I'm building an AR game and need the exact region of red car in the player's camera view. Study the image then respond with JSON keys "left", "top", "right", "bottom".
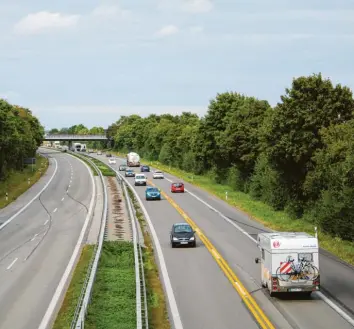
{"left": 171, "top": 182, "right": 185, "bottom": 193}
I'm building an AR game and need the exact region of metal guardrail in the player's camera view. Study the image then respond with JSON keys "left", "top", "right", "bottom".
{"left": 66, "top": 152, "right": 108, "bottom": 329}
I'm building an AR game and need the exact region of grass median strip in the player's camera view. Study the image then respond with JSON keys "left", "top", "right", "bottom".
{"left": 53, "top": 244, "right": 95, "bottom": 329}
{"left": 0, "top": 154, "right": 49, "bottom": 209}
{"left": 109, "top": 151, "right": 354, "bottom": 266}
{"left": 127, "top": 187, "right": 170, "bottom": 329}
{"left": 85, "top": 241, "right": 136, "bottom": 329}
{"left": 81, "top": 154, "right": 116, "bottom": 176}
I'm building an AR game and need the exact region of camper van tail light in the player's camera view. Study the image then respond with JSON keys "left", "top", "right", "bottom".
{"left": 272, "top": 277, "right": 278, "bottom": 290}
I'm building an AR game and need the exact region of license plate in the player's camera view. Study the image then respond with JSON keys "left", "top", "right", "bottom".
{"left": 289, "top": 288, "right": 302, "bottom": 292}
{"left": 180, "top": 241, "right": 188, "bottom": 244}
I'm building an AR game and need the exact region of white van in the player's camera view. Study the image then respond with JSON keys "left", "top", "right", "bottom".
{"left": 134, "top": 174, "right": 147, "bottom": 186}
{"left": 255, "top": 232, "right": 320, "bottom": 296}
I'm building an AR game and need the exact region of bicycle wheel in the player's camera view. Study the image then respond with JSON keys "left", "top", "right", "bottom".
{"left": 301, "top": 264, "right": 316, "bottom": 280}
{"left": 276, "top": 266, "right": 291, "bottom": 281}
{"left": 310, "top": 264, "right": 319, "bottom": 280}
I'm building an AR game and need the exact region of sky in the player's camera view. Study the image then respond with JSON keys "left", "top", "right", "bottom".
{"left": 1, "top": 0, "right": 354, "bottom": 129}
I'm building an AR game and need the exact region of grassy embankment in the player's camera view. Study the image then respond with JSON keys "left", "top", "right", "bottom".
{"left": 0, "top": 154, "right": 49, "bottom": 209}
{"left": 109, "top": 150, "right": 354, "bottom": 266}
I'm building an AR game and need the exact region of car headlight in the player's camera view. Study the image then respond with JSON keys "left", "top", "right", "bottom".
{"left": 189, "top": 236, "right": 195, "bottom": 241}
{"left": 173, "top": 237, "right": 178, "bottom": 241}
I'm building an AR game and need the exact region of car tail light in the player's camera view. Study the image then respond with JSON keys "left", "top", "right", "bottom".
{"left": 272, "top": 277, "right": 278, "bottom": 291}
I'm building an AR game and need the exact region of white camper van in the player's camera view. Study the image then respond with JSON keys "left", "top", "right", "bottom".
{"left": 255, "top": 232, "right": 320, "bottom": 296}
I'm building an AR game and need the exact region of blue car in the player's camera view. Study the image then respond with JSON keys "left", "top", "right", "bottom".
{"left": 141, "top": 165, "right": 150, "bottom": 172}
{"left": 145, "top": 187, "right": 161, "bottom": 201}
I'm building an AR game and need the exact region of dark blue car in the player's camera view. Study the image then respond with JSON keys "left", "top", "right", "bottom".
{"left": 141, "top": 165, "right": 150, "bottom": 172}
{"left": 145, "top": 187, "right": 161, "bottom": 200}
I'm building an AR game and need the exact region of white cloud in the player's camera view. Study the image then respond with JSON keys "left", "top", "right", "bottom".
{"left": 181, "top": 0, "right": 213, "bottom": 13}
{"left": 91, "top": 5, "right": 131, "bottom": 19}
{"left": 14, "top": 11, "right": 80, "bottom": 35}
{"left": 156, "top": 25, "right": 179, "bottom": 37}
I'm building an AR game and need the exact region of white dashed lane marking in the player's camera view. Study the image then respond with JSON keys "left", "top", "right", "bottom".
{"left": 7, "top": 258, "right": 18, "bottom": 270}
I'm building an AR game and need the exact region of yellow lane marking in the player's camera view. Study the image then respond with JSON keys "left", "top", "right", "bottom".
{"left": 149, "top": 180, "right": 276, "bottom": 329}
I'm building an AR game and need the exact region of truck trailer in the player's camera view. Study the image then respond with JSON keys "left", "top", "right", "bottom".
{"left": 127, "top": 152, "right": 140, "bottom": 167}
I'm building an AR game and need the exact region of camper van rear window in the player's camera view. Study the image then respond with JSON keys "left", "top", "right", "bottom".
{"left": 298, "top": 253, "right": 313, "bottom": 262}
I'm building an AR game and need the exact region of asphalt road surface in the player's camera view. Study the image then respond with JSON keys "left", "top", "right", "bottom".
{"left": 93, "top": 153, "right": 354, "bottom": 329}
{"left": 0, "top": 149, "right": 93, "bottom": 329}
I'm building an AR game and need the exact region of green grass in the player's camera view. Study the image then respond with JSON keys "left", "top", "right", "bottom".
{"left": 110, "top": 150, "right": 354, "bottom": 266}
{"left": 127, "top": 188, "right": 171, "bottom": 329}
{"left": 85, "top": 241, "right": 136, "bottom": 329}
{"left": 0, "top": 154, "right": 49, "bottom": 209}
{"left": 86, "top": 156, "right": 116, "bottom": 177}
{"left": 69, "top": 152, "right": 98, "bottom": 176}
{"left": 53, "top": 245, "right": 95, "bottom": 329}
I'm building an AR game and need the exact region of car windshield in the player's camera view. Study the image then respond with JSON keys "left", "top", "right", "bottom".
{"left": 155, "top": 171, "right": 162, "bottom": 174}
{"left": 173, "top": 183, "right": 183, "bottom": 187}
{"left": 136, "top": 175, "right": 145, "bottom": 179}
{"left": 147, "top": 188, "right": 159, "bottom": 192}
{"left": 174, "top": 225, "right": 192, "bottom": 233}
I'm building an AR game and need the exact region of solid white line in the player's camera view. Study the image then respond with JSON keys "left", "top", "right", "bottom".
{"left": 44, "top": 219, "right": 49, "bottom": 225}
{"left": 7, "top": 258, "right": 18, "bottom": 270}
{"left": 61, "top": 197, "right": 64, "bottom": 201}
{"left": 38, "top": 153, "right": 96, "bottom": 329}
{"left": 53, "top": 208, "right": 57, "bottom": 213}
{"left": 116, "top": 170, "right": 184, "bottom": 329}
{"left": 0, "top": 158, "right": 58, "bottom": 231}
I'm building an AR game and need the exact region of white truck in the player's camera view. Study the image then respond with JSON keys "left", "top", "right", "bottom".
{"left": 255, "top": 232, "right": 320, "bottom": 296}
{"left": 72, "top": 143, "right": 87, "bottom": 152}
{"left": 127, "top": 152, "right": 140, "bottom": 167}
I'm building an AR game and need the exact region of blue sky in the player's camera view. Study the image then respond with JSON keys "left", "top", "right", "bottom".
{"left": 1, "top": 0, "right": 354, "bottom": 129}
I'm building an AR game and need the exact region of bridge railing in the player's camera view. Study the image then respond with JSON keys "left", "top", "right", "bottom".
{"left": 44, "top": 134, "right": 108, "bottom": 140}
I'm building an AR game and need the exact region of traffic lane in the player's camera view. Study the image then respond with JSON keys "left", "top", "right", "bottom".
{"left": 148, "top": 176, "right": 354, "bottom": 329}
{"left": 0, "top": 151, "right": 56, "bottom": 225}
{"left": 0, "top": 153, "right": 72, "bottom": 263}
{"left": 0, "top": 154, "right": 92, "bottom": 329}
{"left": 64, "top": 154, "right": 93, "bottom": 207}
{"left": 126, "top": 160, "right": 354, "bottom": 315}
{"left": 128, "top": 178, "right": 260, "bottom": 329}
{"left": 0, "top": 151, "right": 92, "bottom": 328}
{"left": 0, "top": 197, "right": 88, "bottom": 329}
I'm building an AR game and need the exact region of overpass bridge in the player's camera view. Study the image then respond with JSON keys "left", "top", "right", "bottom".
{"left": 43, "top": 134, "right": 108, "bottom": 141}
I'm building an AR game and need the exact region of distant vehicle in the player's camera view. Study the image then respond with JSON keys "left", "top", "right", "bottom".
{"left": 170, "top": 223, "right": 196, "bottom": 248}
{"left": 255, "top": 232, "right": 320, "bottom": 296}
{"left": 73, "top": 143, "right": 82, "bottom": 152}
{"left": 171, "top": 182, "right": 184, "bottom": 193}
{"left": 62, "top": 145, "right": 69, "bottom": 152}
{"left": 81, "top": 144, "right": 87, "bottom": 152}
{"left": 97, "top": 151, "right": 102, "bottom": 155}
{"left": 145, "top": 187, "right": 161, "bottom": 200}
{"left": 135, "top": 174, "right": 147, "bottom": 186}
{"left": 141, "top": 165, "right": 150, "bottom": 172}
{"left": 153, "top": 171, "right": 164, "bottom": 179}
{"left": 119, "top": 164, "right": 127, "bottom": 171}
{"left": 127, "top": 152, "right": 140, "bottom": 167}
{"left": 88, "top": 149, "right": 94, "bottom": 153}
{"left": 106, "top": 153, "right": 112, "bottom": 157}
{"left": 125, "top": 169, "right": 135, "bottom": 177}
{"left": 108, "top": 158, "right": 116, "bottom": 165}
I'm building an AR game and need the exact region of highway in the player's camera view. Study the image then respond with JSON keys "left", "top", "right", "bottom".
{"left": 92, "top": 153, "right": 354, "bottom": 329}
{"left": 0, "top": 148, "right": 93, "bottom": 329}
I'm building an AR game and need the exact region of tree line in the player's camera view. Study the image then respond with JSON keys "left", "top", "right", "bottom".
{"left": 0, "top": 99, "right": 44, "bottom": 180}
{"left": 105, "top": 73, "right": 354, "bottom": 241}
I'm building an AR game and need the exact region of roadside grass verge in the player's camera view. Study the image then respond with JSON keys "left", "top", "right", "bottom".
{"left": 85, "top": 241, "right": 136, "bottom": 329}
{"left": 110, "top": 151, "right": 354, "bottom": 266}
{"left": 127, "top": 187, "right": 171, "bottom": 329}
{"left": 53, "top": 245, "right": 95, "bottom": 329}
{"left": 68, "top": 152, "right": 98, "bottom": 176}
{"left": 0, "top": 154, "right": 49, "bottom": 209}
